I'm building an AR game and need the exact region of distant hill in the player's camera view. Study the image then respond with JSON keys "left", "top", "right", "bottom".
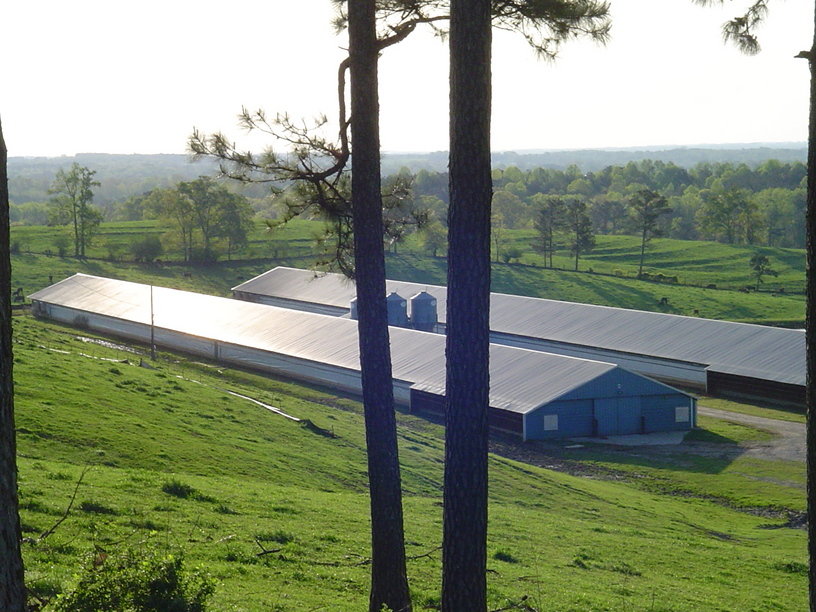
{"left": 9, "top": 144, "right": 807, "bottom": 204}
{"left": 8, "top": 153, "right": 223, "bottom": 205}
{"left": 381, "top": 143, "right": 808, "bottom": 173}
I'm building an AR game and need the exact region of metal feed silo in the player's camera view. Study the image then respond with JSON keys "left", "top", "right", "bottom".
{"left": 409, "top": 291, "right": 438, "bottom": 332}
{"left": 386, "top": 292, "right": 409, "bottom": 327}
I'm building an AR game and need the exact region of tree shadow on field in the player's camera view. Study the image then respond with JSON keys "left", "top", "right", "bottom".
{"left": 567, "top": 272, "right": 685, "bottom": 315}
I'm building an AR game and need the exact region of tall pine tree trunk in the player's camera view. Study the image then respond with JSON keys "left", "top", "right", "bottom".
{"left": 804, "top": 7, "right": 816, "bottom": 609}
{"left": 442, "top": 0, "right": 492, "bottom": 609}
{"left": 0, "top": 118, "right": 27, "bottom": 611}
{"left": 348, "top": 3, "right": 411, "bottom": 611}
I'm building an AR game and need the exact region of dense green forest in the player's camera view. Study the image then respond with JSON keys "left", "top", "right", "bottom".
{"left": 408, "top": 158, "right": 807, "bottom": 249}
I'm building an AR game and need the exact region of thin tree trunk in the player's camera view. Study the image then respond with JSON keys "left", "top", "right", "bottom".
{"left": 0, "top": 117, "right": 27, "bottom": 611}
{"left": 639, "top": 228, "right": 647, "bottom": 277}
{"left": 805, "top": 7, "right": 816, "bottom": 608}
{"left": 443, "top": 0, "right": 492, "bottom": 609}
{"left": 73, "top": 201, "right": 79, "bottom": 257}
{"left": 348, "top": 3, "right": 411, "bottom": 611}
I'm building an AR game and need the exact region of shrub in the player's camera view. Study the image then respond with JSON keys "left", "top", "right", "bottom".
{"left": 53, "top": 235, "right": 71, "bottom": 257}
{"left": 105, "top": 241, "right": 126, "bottom": 262}
{"left": 501, "top": 246, "right": 524, "bottom": 264}
{"left": 53, "top": 548, "right": 214, "bottom": 612}
{"left": 130, "top": 236, "right": 164, "bottom": 263}
{"left": 161, "top": 480, "right": 198, "bottom": 499}
{"left": 492, "top": 549, "right": 519, "bottom": 563}
{"left": 774, "top": 561, "right": 807, "bottom": 575}
{"left": 161, "top": 480, "right": 216, "bottom": 503}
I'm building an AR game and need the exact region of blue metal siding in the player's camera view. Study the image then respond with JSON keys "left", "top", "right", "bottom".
{"left": 526, "top": 400, "right": 594, "bottom": 439}
{"left": 557, "top": 368, "right": 672, "bottom": 402}
{"left": 641, "top": 394, "right": 695, "bottom": 432}
{"left": 525, "top": 370, "right": 693, "bottom": 440}
{"left": 594, "top": 397, "right": 643, "bottom": 436}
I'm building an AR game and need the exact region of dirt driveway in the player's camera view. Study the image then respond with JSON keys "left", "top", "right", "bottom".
{"left": 697, "top": 405, "right": 805, "bottom": 463}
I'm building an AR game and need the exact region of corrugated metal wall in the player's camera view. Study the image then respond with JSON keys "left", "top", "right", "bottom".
{"left": 707, "top": 371, "right": 805, "bottom": 405}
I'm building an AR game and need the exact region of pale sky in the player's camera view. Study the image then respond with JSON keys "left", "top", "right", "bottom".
{"left": 2, "top": 0, "right": 812, "bottom": 157}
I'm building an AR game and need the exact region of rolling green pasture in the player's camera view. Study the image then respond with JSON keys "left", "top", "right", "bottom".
{"left": 11, "top": 219, "right": 807, "bottom": 325}
{"left": 496, "top": 232, "right": 806, "bottom": 293}
{"left": 13, "top": 315, "right": 807, "bottom": 610}
{"left": 387, "top": 254, "right": 805, "bottom": 325}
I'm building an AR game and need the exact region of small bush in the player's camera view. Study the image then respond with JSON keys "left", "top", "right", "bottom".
{"left": 105, "top": 241, "right": 126, "bottom": 262}
{"left": 501, "top": 246, "right": 524, "bottom": 264}
{"left": 492, "top": 550, "right": 520, "bottom": 564}
{"left": 53, "top": 548, "right": 214, "bottom": 612}
{"left": 162, "top": 480, "right": 198, "bottom": 499}
{"left": 53, "top": 235, "right": 71, "bottom": 257}
{"left": 161, "top": 480, "right": 216, "bottom": 503}
{"left": 130, "top": 236, "right": 164, "bottom": 263}
{"left": 774, "top": 561, "right": 808, "bottom": 575}
{"left": 46, "top": 471, "right": 74, "bottom": 481}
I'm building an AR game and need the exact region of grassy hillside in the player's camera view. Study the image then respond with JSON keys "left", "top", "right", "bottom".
{"left": 10, "top": 219, "right": 807, "bottom": 325}
{"left": 495, "top": 232, "right": 806, "bottom": 292}
{"left": 13, "top": 315, "right": 806, "bottom": 610}
{"left": 387, "top": 254, "right": 805, "bottom": 325}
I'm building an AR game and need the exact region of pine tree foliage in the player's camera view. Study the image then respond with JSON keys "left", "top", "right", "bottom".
{"left": 691, "top": 0, "right": 768, "bottom": 54}
{"left": 189, "top": 0, "right": 611, "bottom": 276}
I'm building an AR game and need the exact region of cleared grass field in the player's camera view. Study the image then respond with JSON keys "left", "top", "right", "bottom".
{"left": 11, "top": 219, "right": 806, "bottom": 325}
{"left": 13, "top": 315, "right": 807, "bottom": 610}
{"left": 387, "top": 253, "right": 805, "bottom": 325}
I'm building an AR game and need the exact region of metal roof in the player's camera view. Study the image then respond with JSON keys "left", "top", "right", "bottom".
{"left": 27, "top": 274, "right": 685, "bottom": 415}
{"left": 232, "top": 266, "right": 805, "bottom": 387}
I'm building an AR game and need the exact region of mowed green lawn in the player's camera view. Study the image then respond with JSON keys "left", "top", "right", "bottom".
{"left": 11, "top": 219, "right": 807, "bottom": 325}
{"left": 13, "top": 316, "right": 807, "bottom": 610}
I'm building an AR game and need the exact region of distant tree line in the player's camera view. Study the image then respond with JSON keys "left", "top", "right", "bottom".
{"left": 406, "top": 159, "right": 807, "bottom": 251}
{"left": 13, "top": 158, "right": 808, "bottom": 268}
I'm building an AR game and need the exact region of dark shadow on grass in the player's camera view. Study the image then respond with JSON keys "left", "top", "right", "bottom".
{"left": 567, "top": 271, "right": 685, "bottom": 314}
{"left": 683, "top": 428, "right": 740, "bottom": 444}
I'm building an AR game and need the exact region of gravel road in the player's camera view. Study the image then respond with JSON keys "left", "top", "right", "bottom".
{"left": 697, "top": 405, "right": 805, "bottom": 462}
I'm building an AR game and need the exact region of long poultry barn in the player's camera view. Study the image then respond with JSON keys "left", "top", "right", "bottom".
{"left": 232, "top": 267, "right": 805, "bottom": 404}
{"left": 29, "top": 274, "right": 695, "bottom": 441}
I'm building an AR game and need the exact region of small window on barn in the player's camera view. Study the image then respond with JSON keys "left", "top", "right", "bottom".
{"left": 543, "top": 414, "right": 558, "bottom": 431}
{"left": 675, "top": 406, "right": 690, "bottom": 423}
